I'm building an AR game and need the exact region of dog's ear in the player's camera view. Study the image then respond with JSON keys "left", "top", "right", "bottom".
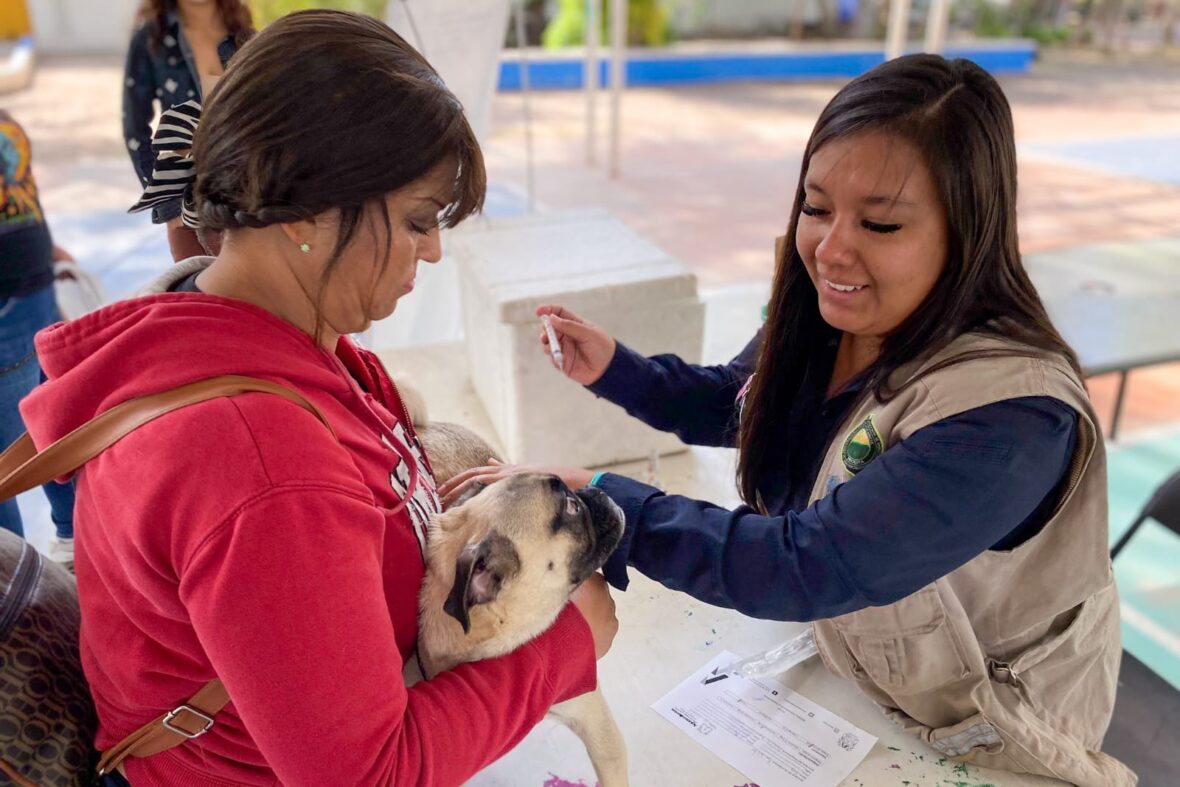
{"left": 446, "top": 480, "right": 486, "bottom": 510}
{"left": 443, "top": 533, "right": 520, "bottom": 634}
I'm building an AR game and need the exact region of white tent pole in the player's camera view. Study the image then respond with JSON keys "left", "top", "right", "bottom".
{"left": 608, "top": 0, "right": 626, "bottom": 179}
{"left": 885, "top": 0, "right": 912, "bottom": 60}
{"left": 397, "top": 0, "right": 426, "bottom": 54}
{"left": 514, "top": 0, "right": 536, "bottom": 211}
{"left": 924, "top": 0, "right": 951, "bottom": 53}
{"left": 585, "top": 0, "right": 600, "bottom": 165}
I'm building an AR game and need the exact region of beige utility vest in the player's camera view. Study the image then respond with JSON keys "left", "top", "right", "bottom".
{"left": 808, "top": 333, "right": 1136, "bottom": 786}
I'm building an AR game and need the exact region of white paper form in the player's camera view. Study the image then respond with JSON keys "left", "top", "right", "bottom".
{"left": 652, "top": 651, "right": 877, "bottom": 787}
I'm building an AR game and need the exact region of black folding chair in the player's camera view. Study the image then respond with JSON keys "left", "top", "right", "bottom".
{"left": 1102, "top": 469, "right": 1180, "bottom": 784}
{"left": 1110, "top": 470, "right": 1180, "bottom": 559}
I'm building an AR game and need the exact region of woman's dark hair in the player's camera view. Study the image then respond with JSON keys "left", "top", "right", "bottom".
{"left": 190, "top": 9, "right": 486, "bottom": 337}
{"left": 136, "top": 0, "right": 254, "bottom": 52}
{"left": 737, "top": 54, "right": 1080, "bottom": 507}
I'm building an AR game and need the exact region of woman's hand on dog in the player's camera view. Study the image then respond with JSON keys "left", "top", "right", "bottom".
{"left": 438, "top": 459, "right": 595, "bottom": 510}
{"left": 571, "top": 573, "right": 619, "bottom": 660}
{"left": 536, "top": 305, "right": 617, "bottom": 386}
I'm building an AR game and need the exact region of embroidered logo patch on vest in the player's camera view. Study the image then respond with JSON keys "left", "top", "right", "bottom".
{"left": 841, "top": 415, "right": 883, "bottom": 474}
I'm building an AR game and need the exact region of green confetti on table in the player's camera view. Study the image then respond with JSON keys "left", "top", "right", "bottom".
{"left": 888, "top": 746, "right": 901, "bottom": 751}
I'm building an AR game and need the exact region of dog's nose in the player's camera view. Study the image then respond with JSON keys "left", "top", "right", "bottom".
{"left": 575, "top": 484, "right": 606, "bottom": 502}
{"left": 575, "top": 485, "right": 610, "bottom": 512}
{"left": 576, "top": 486, "right": 625, "bottom": 535}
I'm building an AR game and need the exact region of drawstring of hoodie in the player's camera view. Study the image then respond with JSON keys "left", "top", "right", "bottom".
{"left": 384, "top": 429, "right": 421, "bottom": 518}
{"left": 322, "top": 343, "right": 428, "bottom": 520}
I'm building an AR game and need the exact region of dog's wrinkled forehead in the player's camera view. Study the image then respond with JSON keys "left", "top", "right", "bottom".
{"left": 461, "top": 474, "right": 565, "bottom": 524}
{"left": 448, "top": 473, "right": 622, "bottom": 591}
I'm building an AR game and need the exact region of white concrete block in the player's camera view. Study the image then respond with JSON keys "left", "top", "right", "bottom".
{"left": 452, "top": 211, "right": 705, "bottom": 468}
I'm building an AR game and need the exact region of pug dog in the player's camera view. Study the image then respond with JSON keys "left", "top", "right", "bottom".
{"left": 412, "top": 418, "right": 629, "bottom": 787}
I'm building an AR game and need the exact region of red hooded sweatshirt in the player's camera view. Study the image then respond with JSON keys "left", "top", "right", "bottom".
{"left": 21, "top": 288, "right": 595, "bottom": 786}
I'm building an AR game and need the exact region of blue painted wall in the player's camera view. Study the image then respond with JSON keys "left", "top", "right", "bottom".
{"left": 497, "top": 44, "right": 1036, "bottom": 91}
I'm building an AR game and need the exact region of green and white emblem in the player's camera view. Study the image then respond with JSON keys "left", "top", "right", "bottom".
{"left": 841, "top": 415, "right": 883, "bottom": 474}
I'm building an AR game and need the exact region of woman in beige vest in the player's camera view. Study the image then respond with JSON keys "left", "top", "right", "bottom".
{"left": 442, "top": 54, "right": 1133, "bottom": 785}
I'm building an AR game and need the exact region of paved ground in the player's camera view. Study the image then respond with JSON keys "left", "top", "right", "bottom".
{"left": 484, "top": 53, "right": 1180, "bottom": 281}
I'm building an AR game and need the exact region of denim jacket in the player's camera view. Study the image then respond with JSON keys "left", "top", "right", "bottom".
{"left": 122, "top": 12, "right": 237, "bottom": 222}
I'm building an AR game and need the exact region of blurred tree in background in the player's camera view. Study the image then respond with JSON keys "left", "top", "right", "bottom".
{"left": 249, "top": 0, "right": 388, "bottom": 26}
{"left": 543, "top": 0, "right": 671, "bottom": 47}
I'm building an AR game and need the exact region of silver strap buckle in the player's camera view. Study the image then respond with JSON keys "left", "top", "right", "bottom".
{"left": 162, "top": 705, "right": 215, "bottom": 739}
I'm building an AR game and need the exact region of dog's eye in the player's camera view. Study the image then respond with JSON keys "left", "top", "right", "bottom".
{"left": 565, "top": 496, "right": 581, "bottom": 517}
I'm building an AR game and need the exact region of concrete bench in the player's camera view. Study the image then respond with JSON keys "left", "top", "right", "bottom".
{"left": 450, "top": 210, "right": 705, "bottom": 468}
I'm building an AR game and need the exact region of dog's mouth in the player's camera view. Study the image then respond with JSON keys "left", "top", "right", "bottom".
{"left": 570, "top": 485, "right": 625, "bottom": 582}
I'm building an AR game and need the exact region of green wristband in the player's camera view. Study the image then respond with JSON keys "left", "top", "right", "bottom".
{"left": 590, "top": 471, "right": 607, "bottom": 487}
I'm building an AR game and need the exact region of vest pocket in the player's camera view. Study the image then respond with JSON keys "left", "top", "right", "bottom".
{"left": 985, "top": 580, "right": 1120, "bottom": 746}
{"left": 997, "top": 581, "right": 1113, "bottom": 679}
{"left": 829, "top": 586, "right": 972, "bottom": 693}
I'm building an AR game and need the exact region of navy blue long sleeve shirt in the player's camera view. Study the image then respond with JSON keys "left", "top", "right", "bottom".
{"left": 588, "top": 334, "right": 1078, "bottom": 622}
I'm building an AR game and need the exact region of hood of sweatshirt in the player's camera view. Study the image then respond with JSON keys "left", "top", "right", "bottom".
{"left": 21, "top": 265, "right": 357, "bottom": 453}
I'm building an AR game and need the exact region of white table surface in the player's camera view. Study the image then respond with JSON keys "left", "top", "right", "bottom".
{"left": 467, "top": 569, "right": 1065, "bottom": 787}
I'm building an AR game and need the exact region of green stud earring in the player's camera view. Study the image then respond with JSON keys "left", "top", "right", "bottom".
{"left": 299, "top": 242, "right": 311, "bottom": 254}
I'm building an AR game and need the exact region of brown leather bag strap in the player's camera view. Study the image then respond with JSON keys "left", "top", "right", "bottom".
{"left": 95, "top": 679, "right": 229, "bottom": 777}
{"left": 0, "top": 375, "right": 335, "bottom": 499}
{"left": 0, "top": 756, "right": 40, "bottom": 787}
{"left": 0, "top": 375, "right": 336, "bottom": 781}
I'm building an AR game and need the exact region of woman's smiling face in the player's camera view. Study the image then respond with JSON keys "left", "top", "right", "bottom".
{"left": 795, "top": 131, "right": 949, "bottom": 342}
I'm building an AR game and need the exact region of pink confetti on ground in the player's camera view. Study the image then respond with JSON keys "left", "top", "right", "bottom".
{"left": 542, "top": 774, "right": 598, "bottom": 787}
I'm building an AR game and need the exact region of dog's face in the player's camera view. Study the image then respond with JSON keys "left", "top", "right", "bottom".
{"left": 437, "top": 474, "right": 625, "bottom": 635}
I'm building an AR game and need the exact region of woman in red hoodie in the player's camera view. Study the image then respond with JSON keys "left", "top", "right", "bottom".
{"left": 22, "top": 10, "right": 615, "bottom": 786}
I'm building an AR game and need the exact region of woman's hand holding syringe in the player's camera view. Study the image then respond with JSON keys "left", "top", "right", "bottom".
{"left": 535, "top": 305, "right": 618, "bottom": 386}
